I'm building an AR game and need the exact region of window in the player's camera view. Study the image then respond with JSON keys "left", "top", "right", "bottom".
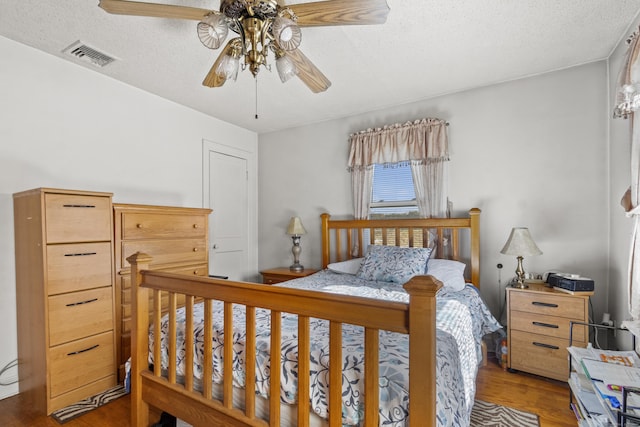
{"left": 369, "top": 163, "right": 419, "bottom": 219}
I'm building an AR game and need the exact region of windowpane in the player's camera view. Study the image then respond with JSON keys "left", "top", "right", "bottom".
{"left": 371, "top": 164, "right": 416, "bottom": 203}
{"left": 370, "top": 164, "right": 418, "bottom": 218}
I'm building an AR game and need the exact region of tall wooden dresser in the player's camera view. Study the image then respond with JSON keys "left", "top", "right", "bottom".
{"left": 113, "top": 203, "right": 211, "bottom": 379}
{"left": 13, "top": 188, "right": 116, "bottom": 414}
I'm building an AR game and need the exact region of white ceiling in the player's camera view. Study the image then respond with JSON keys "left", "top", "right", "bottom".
{"left": 1, "top": 0, "right": 640, "bottom": 134}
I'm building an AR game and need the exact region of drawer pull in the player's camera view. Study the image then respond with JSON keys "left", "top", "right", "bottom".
{"left": 66, "top": 298, "right": 98, "bottom": 307}
{"left": 193, "top": 270, "right": 199, "bottom": 275}
{"left": 64, "top": 252, "right": 97, "bottom": 257}
{"left": 63, "top": 204, "right": 96, "bottom": 208}
{"left": 532, "top": 321, "right": 559, "bottom": 329}
{"left": 532, "top": 301, "right": 558, "bottom": 308}
{"left": 193, "top": 248, "right": 198, "bottom": 252}
{"left": 193, "top": 224, "right": 199, "bottom": 229}
{"left": 136, "top": 223, "right": 143, "bottom": 228}
{"left": 67, "top": 344, "right": 99, "bottom": 356}
{"left": 532, "top": 342, "right": 559, "bottom": 350}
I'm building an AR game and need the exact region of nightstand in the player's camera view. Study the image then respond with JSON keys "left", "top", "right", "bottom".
{"left": 260, "top": 267, "right": 319, "bottom": 285}
{"left": 506, "top": 282, "right": 590, "bottom": 381}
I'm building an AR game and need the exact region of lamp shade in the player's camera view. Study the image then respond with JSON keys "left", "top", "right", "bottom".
{"left": 286, "top": 217, "right": 306, "bottom": 235}
{"left": 500, "top": 227, "right": 542, "bottom": 257}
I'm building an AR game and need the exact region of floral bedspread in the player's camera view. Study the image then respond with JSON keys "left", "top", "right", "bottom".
{"left": 149, "top": 270, "right": 502, "bottom": 426}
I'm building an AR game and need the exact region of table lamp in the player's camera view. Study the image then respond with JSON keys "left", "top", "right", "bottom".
{"left": 286, "top": 216, "right": 307, "bottom": 272}
{"left": 500, "top": 227, "right": 542, "bottom": 288}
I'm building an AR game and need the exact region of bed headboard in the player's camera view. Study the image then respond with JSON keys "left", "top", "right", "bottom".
{"left": 321, "top": 208, "right": 481, "bottom": 287}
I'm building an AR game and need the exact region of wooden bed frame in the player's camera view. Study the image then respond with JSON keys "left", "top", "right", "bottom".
{"left": 129, "top": 208, "right": 481, "bottom": 427}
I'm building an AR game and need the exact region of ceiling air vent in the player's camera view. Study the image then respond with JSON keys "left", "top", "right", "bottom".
{"left": 62, "top": 41, "right": 117, "bottom": 68}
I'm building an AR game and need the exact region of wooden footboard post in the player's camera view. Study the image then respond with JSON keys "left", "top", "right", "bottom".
{"left": 127, "top": 252, "right": 153, "bottom": 427}
{"left": 403, "top": 275, "right": 442, "bottom": 427}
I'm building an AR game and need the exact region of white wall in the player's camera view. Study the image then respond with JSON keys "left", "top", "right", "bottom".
{"left": 259, "top": 62, "right": 609, "bottom": 325}
{"left": 0, "top": 36, "right": 258, "bottom": 400}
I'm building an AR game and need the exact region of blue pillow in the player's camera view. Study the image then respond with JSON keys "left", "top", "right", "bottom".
{"left": 356, "top": 245, "right": 433, "bottom": 284}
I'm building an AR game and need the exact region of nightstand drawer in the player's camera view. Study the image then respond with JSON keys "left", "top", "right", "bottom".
{"left": 510, "top": 291, "right": 586, "bottom": 319}
{"left": 509, "top": 330, "right": 579, "bottom": 381}
{"left": 510, "top": 310, "right": 587, "bottom": 342}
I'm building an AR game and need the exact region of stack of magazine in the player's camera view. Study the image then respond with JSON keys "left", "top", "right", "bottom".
{"left": 569, "top": 345, "right": 640, "bottom": 426}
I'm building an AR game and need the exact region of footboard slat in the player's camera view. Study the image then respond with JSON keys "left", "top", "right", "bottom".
{"left": 245, "top": 306, "right": 257, "bottom": 419}
{"left": 153, "top": 290, "right": 162, "bottom": 377}
{"left": 168, "top": 292, "right": 177, "bottom": 384}
{"left": 224, "top": 302, "right": 233, "bottom": 409}
{"left": 270, "top": 311, "right": 282, "bottom": 427}
{"left": 364, "top": 328, "right": 379, "bottom": 427}
{"left": 297, "top": 315, "right": 310, "bottom": 427}
{"left": 185, "top": 295, "right": 194, "bottom": 391}
{"left": 329, "top": 321, "right": 342, "bottom": 427}
{"left": 203, "top": 298, "right": 213, "bottom": 399}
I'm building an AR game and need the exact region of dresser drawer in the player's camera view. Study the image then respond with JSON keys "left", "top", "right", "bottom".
{"left": 47, "top": 242, "right": 113, "bottom": 295}
{"left": 49, "top": 287, "right": 113, "bottom": 346}
{"left": 49, "top": 331, "right": 114, "bottom": 398}
{"left": 509, "top": 330, "right": 581, "bottom": 381}
{"left": 121, "top": 239, "right": 207, "bottom": 268}
{"left": 45, "top": 194, "right": 112, "bottom": 243}
{"left": 509, "top": 310, "right": 587, "bottom": 342}
{"left": 121, "top": 212, "right": 207, "bottom": 240}
{"left": 509, "top": 290, "right": 586, "bottom": 319}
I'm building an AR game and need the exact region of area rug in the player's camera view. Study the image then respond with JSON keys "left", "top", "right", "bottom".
{"left": 51, "top": 386, "right": 538, "bottom": 427}
{"left": 471, "top": 399, "right": 540, "bottom": 427}
{"left": 50, "top": 384, "right": 128, "bottom": 424}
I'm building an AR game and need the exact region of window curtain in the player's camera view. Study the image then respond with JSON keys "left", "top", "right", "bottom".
{"left": 615, "top": 27, "right": 640, "bottom": 319}
{"left": 347, "top": 118, "right": 450, "bottom": 219}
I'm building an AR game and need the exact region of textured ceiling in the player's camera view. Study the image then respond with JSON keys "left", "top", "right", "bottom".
{"left": 1, "top": 0, "right": 640, "bottom": 134}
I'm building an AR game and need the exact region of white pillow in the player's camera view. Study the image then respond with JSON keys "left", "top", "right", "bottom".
{"left": 327, "top": 258, "right": 363, "bottom": 275}
{"left": 426, "top": 259, "right": 467, "bottom": 291}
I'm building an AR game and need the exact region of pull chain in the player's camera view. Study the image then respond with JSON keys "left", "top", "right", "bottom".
{"left": 255, "top": 78, "right": 259, "bottom": 120}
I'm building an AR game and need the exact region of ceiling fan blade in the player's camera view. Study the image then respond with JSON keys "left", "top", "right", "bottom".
{"left": 289, "top": 0, "right": 390, "bottom": 27}
{"left": 99, "top": 0, "right": 211, "bottom": 21}
{"left": 286, "top": 49, "right": 331, "bottom": 93}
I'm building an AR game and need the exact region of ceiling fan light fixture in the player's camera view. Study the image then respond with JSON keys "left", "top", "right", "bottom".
{"left": 197, "top": 13, "right": 229, "bottom": 49}
{"left": 272, "top": 17, "right": 301, "bottom": 51}
{"left": 275, "top": 53, "right": 298, "bottom": 83}
{"left": 216, "top": 53, "right": 240, "bottom": 81}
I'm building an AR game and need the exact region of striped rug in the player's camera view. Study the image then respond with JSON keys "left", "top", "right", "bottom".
{"left": 51, "top": 387, "right": 538, "bottom": 427}
{"left": 51, "top": 385, "right": 128, "bottom": 424}
{"left": 471, "top": 400, "right": 540, "bottom": 427}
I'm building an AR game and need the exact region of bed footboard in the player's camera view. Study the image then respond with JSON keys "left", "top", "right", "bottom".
{"left": 128, "top": 253, "right": 441, "bottom": 427}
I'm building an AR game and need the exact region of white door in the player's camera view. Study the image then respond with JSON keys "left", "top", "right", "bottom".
{"left": 203, "top": 140, "right": 256, "bottom": 281}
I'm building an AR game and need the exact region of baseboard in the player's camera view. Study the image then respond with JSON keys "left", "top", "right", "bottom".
{"left": 0, "top": 380, "right": 19, "bottom": 401}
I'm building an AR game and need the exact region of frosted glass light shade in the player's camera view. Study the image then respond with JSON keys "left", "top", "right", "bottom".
{"left": 215, "top": 54, "right": 240, "bottom": 81}
{"left": 276, "top": 54, "right": 298, "bottom": 82}
{"left": 197, "top": 13, "right": 229, "bottom": 49}
{"left": 272, "top": 17, "right": 301, "bottom": 51}
{"left": 500, "top": 227, "right": 542, "bottom": 257}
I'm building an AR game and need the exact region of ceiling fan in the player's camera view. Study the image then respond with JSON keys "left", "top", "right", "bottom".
{"left": 98, "top": 0, "right": 390, "bottom": 93}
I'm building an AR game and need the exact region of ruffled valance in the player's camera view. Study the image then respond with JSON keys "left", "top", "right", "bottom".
{"left": 347, "top": 118, "right": 449, "bottom": 171}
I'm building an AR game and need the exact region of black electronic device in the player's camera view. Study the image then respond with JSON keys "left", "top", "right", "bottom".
{"left": 546, "top": 272, "right": 594, "bottom": 292}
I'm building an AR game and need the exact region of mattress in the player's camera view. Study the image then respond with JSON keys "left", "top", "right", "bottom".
{"left": 148, "top": 269, "right": 502, "bottom": 426}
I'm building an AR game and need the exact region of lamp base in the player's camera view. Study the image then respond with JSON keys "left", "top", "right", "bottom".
{"left": 510, "top": 281, "right": 529, "bottom": 289}
{"left": 289, "top": 263, "right": 304, "bottom": 272}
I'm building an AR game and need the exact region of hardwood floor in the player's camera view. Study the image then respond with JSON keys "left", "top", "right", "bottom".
{"left": 0, "top": 362, "right": 576, "bottom": 426}
{"left": 476, "top": 361, "right": 577, "bottom": 427}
